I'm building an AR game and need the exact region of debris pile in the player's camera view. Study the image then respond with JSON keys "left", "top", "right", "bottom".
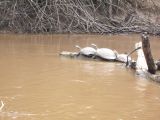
{"left": 60, "top": 33, "right": 160, "bottom": 82}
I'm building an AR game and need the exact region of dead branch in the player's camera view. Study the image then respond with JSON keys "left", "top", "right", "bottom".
{"left": 0, "top": 0, "right": 160, "bottom": 34}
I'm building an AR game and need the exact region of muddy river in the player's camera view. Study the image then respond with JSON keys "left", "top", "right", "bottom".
{"left": 0, "top": 34, "right": 160, "bottom": 120}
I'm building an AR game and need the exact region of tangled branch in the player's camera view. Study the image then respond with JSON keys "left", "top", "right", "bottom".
{"left": 0, "top": 0, "right": 160, "bottom": 34}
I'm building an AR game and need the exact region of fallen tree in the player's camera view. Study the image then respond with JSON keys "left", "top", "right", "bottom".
{"left": 60, "top": 33, "right": 160, "bottom": 82}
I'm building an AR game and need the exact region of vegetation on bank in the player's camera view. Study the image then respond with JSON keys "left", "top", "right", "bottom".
{"left": 0, "top": 0, "right": 160, "bottom": 34}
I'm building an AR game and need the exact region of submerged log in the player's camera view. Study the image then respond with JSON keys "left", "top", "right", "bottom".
{"left": 59, "top": 51, "right": 97, "bottom": 61}
{"left": 141, "top": 34, "right": 156, "bottom": 74}
{"left": 60, "top": 51, "right": 78, "bottom": 58}
{"left": 143, "top": 71, "right": 160, "bottom": 83}
{"left": 60, "top": 51, "right": 126, "bottom": 63}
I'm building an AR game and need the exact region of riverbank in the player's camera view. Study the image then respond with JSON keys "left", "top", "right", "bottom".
{"left": 1, "top": 0, "right": 160, "bottom": 35}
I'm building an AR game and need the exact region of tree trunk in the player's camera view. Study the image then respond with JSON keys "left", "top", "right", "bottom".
{"left": 142, "top": 34, "right": 156, "bottom": 74}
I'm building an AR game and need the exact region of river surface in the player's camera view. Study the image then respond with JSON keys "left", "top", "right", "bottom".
{"left": 0, "top": 34, "right": 160, "bottom": 120}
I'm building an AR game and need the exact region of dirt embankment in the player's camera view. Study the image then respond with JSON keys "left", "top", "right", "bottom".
{"left": 0, "top": 0, "right": 160, "bottom": 34}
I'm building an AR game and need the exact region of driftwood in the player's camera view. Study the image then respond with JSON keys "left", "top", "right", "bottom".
{"left": 142, "top": 33, "right": 156, "bottom": 74}
{"left": 140, "top": 33, "right": 160, "bottom": 82}
{"left": 59, "top": 51, "right": 101, "bottom": 61}
{"left": 60, "top": 51, "right": 136, "bottom": 64}
{"left": 60, "top": 51, "right": 116, "bottom": 61}
{"left": 60, "top": 51, "right": 79, "bottom": 58}
{"left": 60, "top": 34, "right": 160, "bottom": 83}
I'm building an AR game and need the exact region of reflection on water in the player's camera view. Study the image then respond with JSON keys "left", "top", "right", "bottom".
{"left": 0, "top": 34, "right": 160, "bottom": 120}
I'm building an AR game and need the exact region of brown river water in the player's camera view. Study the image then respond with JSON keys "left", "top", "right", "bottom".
{"left": 0, "top": 34, "right": 160, "bottom": 120}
